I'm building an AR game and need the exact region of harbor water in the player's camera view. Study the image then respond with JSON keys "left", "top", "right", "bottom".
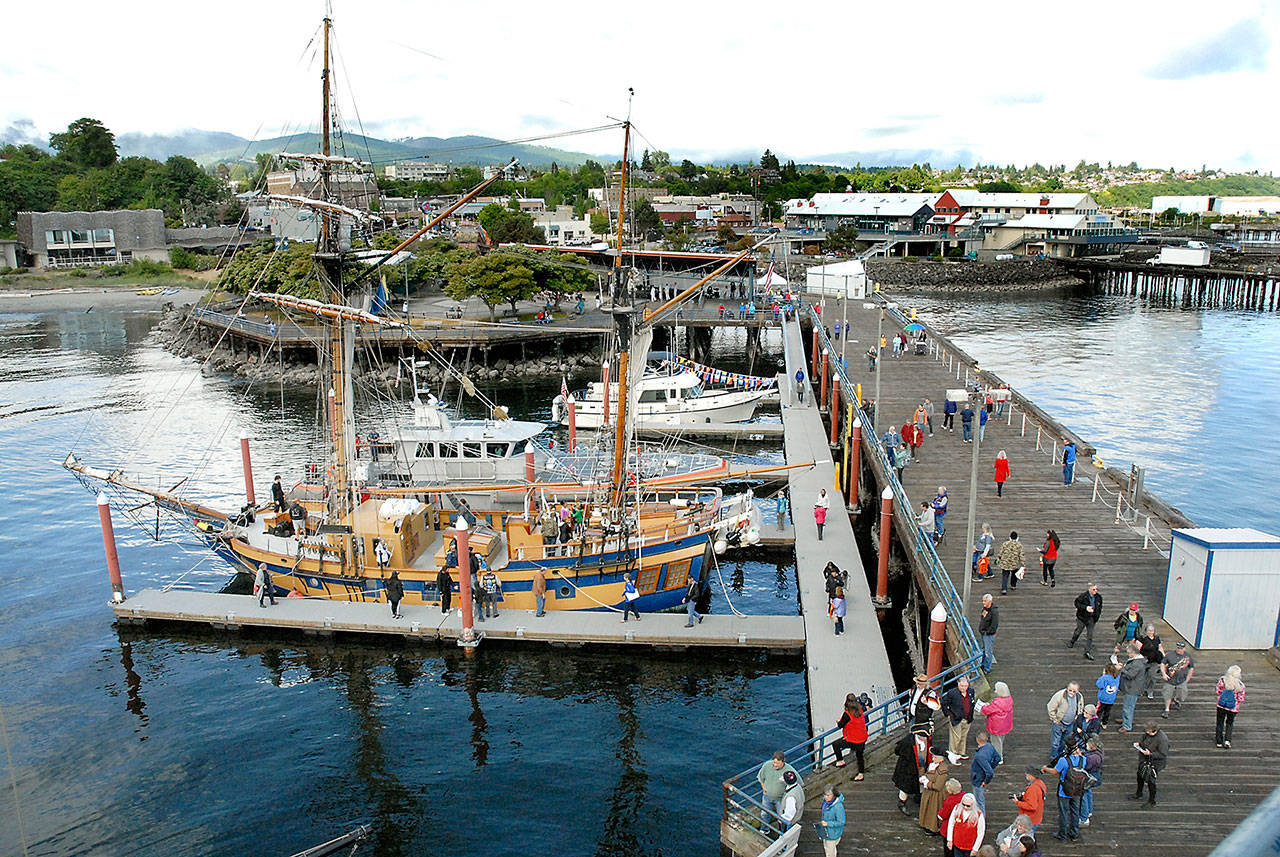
{"left": 3, "top": 291, "right": 1277, "bottom": 855}
{"left": 0, "top": 306, "right": 800, "bottom": 857}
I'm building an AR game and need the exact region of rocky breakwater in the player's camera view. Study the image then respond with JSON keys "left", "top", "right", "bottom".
{"left": 866, "top": 258, "right": 1083, "bottom": 293}
{"left": 152, "top": 305, "right": 603, "bottom": 388}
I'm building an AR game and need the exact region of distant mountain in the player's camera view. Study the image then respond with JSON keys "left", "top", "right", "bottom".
{"left": 110, "top": 128, "right": 594, "bottom": 168}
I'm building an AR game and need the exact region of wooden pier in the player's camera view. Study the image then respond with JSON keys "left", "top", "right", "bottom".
{"left": 777, "top": 297, "right": 1280, "bottom": 856}
{"left": 780, "top": 315, "right": 897, "bottom": 735}
{"left": 113, "top": 589, "right": 806, "bottom": 652}
{"left": 1064, "top": 257, "right": 1280, "bottom": 311}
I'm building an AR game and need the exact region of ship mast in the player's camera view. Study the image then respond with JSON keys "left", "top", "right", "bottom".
{"left": 316, "top": 14, "right": 356, "bottom": 573}
{"left": 608, "top": 90, "right": 634, "bottom": 509}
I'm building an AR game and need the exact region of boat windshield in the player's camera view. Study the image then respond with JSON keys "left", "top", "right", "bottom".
{"left": 684, "top": 384, "right": 703, "bottom": 399}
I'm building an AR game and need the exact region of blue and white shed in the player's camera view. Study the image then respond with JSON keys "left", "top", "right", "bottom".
{"left": 1164, "top": 528, "right": 1280, "bottom": 649}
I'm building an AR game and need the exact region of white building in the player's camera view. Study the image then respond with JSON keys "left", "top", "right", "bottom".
{"left": 384, "top": 161, "right": 451, "bottom": 181}
{"left": 533, "top": 206, "right": 601, "bottom": 246}
{"left": 944, "top": 191, "right": 1100, "bottom": 222}
{"left": 783, "top": 193, "right": 937, "bottom": 233}
{"left": 1214, "top": 196, "right": 1280, "bottom": 217}
{"left": 983, "top": 212, "right": 1135, "bottom": 258}
{"left": 1151, "top": 195, "right": 1214, "bottom": 214}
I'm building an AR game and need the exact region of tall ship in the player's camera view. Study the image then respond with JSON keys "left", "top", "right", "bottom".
{"left": 65, "top": 15, "right": 763, "bottom": 614}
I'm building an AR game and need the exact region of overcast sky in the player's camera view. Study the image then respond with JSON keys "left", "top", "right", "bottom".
{"left": 3, "top": 0, "right": 1277, "bottom": 171}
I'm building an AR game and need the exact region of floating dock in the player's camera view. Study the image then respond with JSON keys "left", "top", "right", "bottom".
{"left": 112, "top": 589, "right": 805, "bottom": 652}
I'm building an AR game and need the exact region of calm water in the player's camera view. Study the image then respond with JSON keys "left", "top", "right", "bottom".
{"left": 0, "top": 309, "right": 802, "bottom": 857}
{"left": 905, "top": 292, "right": 1280, "bottom": 533}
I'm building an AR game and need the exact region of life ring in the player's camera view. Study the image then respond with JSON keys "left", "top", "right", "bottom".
{"left": 551, "top": 395, "right": 565, "bottom": 423}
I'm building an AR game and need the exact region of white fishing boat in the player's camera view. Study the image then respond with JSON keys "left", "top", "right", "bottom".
{"left": 552, "top": 366, "right": 769, "bottom": 429}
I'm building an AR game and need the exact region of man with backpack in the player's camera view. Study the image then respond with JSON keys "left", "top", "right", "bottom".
{"left": 1041, "top": 744, "right": 1091, "bottom": 842}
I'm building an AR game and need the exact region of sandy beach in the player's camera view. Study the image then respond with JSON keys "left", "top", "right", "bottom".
{"left": 0, "top": 284, "right": 208, "bottom": 313}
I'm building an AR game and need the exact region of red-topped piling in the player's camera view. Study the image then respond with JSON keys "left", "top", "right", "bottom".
{"left": 239, "top": 431, "right": 255, "bottom": 505}
{"left": 97, "top": 493, "right": 125, "bottom": 603}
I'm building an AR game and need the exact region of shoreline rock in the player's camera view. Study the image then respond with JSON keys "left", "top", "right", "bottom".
{"left": 866, "top": 259, "right": 1084, "bottom": 293}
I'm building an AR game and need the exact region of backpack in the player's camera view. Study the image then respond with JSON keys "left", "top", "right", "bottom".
{"left": 1218, "top": 687, "right": 1237, "bottom": 709}
{"left": 1061, "top": 760, "right": 1095, "bottom": 798}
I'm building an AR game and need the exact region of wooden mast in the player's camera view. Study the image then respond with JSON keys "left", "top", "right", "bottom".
{"left": 608, "top": 96, "right": 634, "bottom": 509}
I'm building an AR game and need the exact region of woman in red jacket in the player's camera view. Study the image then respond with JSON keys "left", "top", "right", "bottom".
{"left": 832, "top": 693, "right": 868, "bottom": 780}
{"left": 993, "top": 450, "right": 1010, "bottom": 497}
{"left": 945, "top": 793, "right": 986, "bottom": 857}
{"left": 1039, "top": 529, "right": 1061, "bottom": 587}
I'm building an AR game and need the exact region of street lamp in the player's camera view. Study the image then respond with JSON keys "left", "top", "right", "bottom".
{"left": 873, "top": 298, "right": 897, "bottom": 427}
{"left": 961, "top": 364, "right": 982, "bottom": 612}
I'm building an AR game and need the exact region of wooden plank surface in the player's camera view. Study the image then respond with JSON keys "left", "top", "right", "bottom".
{"left": 112, "top": 589, "right": 806, "bottom": 650}
{"left": 784, "top": 299, "right": 1280, "bottom": 856}
{"left": 781, "top": 316, "right": 898, "bottom": 736}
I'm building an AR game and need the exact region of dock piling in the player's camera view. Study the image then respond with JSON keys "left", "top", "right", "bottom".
{"left": 847, "top": 418, "right": 862, "bottom": 511}
{"left": 239, "top": 431, "right": 255, "bottom": 505}
{"left": 524, "top": 444, "right": 535, "bottom": 483}
{"left": 873, "top": 486, "right": 893, "bottom": 609}
{"left": 601, "top": 361, "right": 611, "bottom": 427}
{"left": 97, "top": 493, "right": 125, "bottom": 603}
{"left": 455, "top": 518, "right": 479, "bottom": 651}
{"left": 927, "top": 602, "right": 947, "bottom": 687}
{"left": 567, "top": 396, "right": 577, "bottom": 453}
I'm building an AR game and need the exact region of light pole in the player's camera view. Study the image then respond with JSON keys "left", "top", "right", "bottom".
{"left": 872, "top": 298, "right": 896, "bottom": 429}
{"left": 961, "top": 366, "right": 982, "bottom": 612}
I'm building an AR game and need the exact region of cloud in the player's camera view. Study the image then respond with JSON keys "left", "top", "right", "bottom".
{"left": 0, "top": 118, "right": 47, "bottom": 148}
{"left": 1145, "top": 18, "right": 1270, "bottom": 79}
{"left": 992, "top": 91, "right": 1046, "bottom": 106}
{"left": 864, "top": 125, "right": 917, "bottom": 138}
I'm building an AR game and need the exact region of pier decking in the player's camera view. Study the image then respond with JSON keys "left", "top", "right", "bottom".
{"left": 780, "top": 315, "right": 897, "bottom": 735}
{"left": 784, "top": 297, "right": 1280, "bottom": 856}
{"left": 113, "top": 589, "right": 806, "bottom": 651}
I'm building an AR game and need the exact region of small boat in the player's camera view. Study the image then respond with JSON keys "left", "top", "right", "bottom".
{"left": 552, "top": 362, "right": 769, "bottom": 429}
{"left": 135, "top": 287, "right": 164, "bottom": 296}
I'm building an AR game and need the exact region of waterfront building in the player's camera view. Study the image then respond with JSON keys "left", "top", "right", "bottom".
{"left": 782, "top": 193, "right": 937, "bottom": 233}
{"left": 981, "top": 212, "right": 1138, "bottom": 257}
{"left": 16, "top": 210, "right": 170, "bottom": 269}
{"left": 1151, "top": 195, "right": 1280, "bottom": 217}
{"left": 532, "top": 205, "right": 601, "bottom": 246}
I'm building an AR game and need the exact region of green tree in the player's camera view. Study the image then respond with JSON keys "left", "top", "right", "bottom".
{"left": 640, "top": 149, "right": 653, "bottom": 171}
{"left": 49, "top": 118, "right": 118, "bottom": 170}
{"left": 372, "top": 231, "right": 402, "bottom": 250}
{"left": 477, "top": 203, "right": 546, "bottom": 244}
{"left": 824, "top": 223, "right": 860, "bottom": 254}
{"left": 679, "top": 159, "right": 699, "bottom": 179}
{"left": 760, "top": 149, "right": 780, "bottom": 171}
{"left": 649, "top": 150, "right": 671, "bottom": 170}
{"left": 976, "top": 180, "right": 1021, "bottom": 193}
{"left": 632, "top": 199, "right": 661, "bottom": 237}
{"left": 716, "top": 222, "right": 737, "bottom": 244}
{"left": 589, "top": 211, "right": 612, "bottom": 235}
{"left": 445, "top": 253, "right": 537, "bottom": 320}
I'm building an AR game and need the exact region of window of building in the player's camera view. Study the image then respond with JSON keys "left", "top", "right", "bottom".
{"left": 46, "top": 230, "right": 67, "bottom": 246}
{"left": 93, "top": 228, "right": 114, "bottom": 243}
{"left": 70, "top": 229, "right": 90, "bottom": 243}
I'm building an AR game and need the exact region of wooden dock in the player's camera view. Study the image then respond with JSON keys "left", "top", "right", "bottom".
{"left": 780, "top": 315, "right": 897, "bottom": 735}
{"left": 783, "top": 297, "right": 1280, "bottom": 856}
{"left": 112, "top": 589, "right": 806, "bottom": 652}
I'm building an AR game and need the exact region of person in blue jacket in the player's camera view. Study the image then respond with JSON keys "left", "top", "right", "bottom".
{"left": 978, "top": 406, "right": 988, "bottom": 441}
{"left": 819, "top": 785, "right": 846, "bottom": 856}
{"left": 1062, "top": 440, "right": 1077, "bottom": 485}
{"left": 943, "top": 397, "right": 957, "bottom": 431}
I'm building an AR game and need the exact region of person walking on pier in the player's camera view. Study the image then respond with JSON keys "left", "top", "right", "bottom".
{"left": 1038, "top": 530, "right": 1060, "bottom": 587}
{"left": 978, "top": 406, "right": 988, "bottom": 442}
{"left": 893, "top": 723, "right": 931, "bottom": 815}
{"left": 1069, "top": 583, "right": 1102, "bottom": 659}
{"left": 814, "top": 489, "right": 829, "bottom": 541}
{"left": 995, "top": 531, "right": 1025, "bottom": 595}
{"left": 386, "top": 571, "right": 405, "bottom": 619}
{"left": 919, "top": 502, "right": 937, "bottom": 544}
{"left": 795, "top": 368, "right": 806, "bottom": 404}
{"left": 819, "top": 786, "right": 846, "bottom": 856}
{"left": 1215, "top": 665, "right": 1246, "bottom": 748}
{"left": 972, "top": 523, "right": 995, "bottom": 579}
{"left": 1131, "top": 722, "right": 1169, "bottom": 806}
{"left": 1138, "top": 625, "right": 1165, "bottom": 699}
{"left": 1042, "top": 743, "right": 1088, "bottom": 841}
{"left": 943, "top": 676, "right": 978, "bottom": 763}
{"left": 943, "top": 396, "right": 957, "bottom": 432}
{"left": 1114, "top": 602, "right": 1144, "bottom": 650}
{"left": 1095, "top": 663, "right": 1120, "bottom": 726}
{"left": 682, "top": 577, "right": 703, "bottom": 626}
{"left": 532, "top": 567, "right": 547, "bottom": 617}
{"left": 961, "top": 402, "right": 976, "bottom": 442}
{"left": 1047, "top": 682, "right": 1083, "bottom": 762}
{"left": 1014, "top": 766, "right": 1047, "bottom": 831}
{"left": 982, "top": 681, "right": 1012, "bottom": 759}
{"left": 757, "top": 750, "right": 797, "bottom": 819}
{"left": 255, "top": 563, "right": 276, "bottom": 607}
{"left": 832, "top": 587, "right": 847, "bottom": 635}
{"left": 833, "top": 693, "right": 867, "bottom": 777}
{"left": 993, "top": 451, "right": 1010, "bottom": 497}
{"left": 924, "top": 397, "right": 935, "bottom": 436}
{"left": 945, "top": 793, "right": 986, "bottom": 857}
{"left": 932, "top": 487, "right": 949, "bottom": 538}
{"left": 919, "top": 748, "right": 950, "bottom": 833}
{"left": 481, "top": 566, "right": 502, "bottom": 618}
{"left": 1062, "top": 440, "right": 1077, "bottom": 485}
{"left": 979, "top": 594, "right": 998, "bottom": 673}
{"left": 437, "top": 566, "right": 453, "bottom": 615}
{"left": 1159, "top": 641, "right": 1194, "bottom": 718}
{"left": 914, "top": 402, "right": 929, "bottom": 438}
{"left": 1117, "top": 642, "right": 1147, "bottom": 732}
{"left": 776, "top": 491, "right": 789, "bottom": 530}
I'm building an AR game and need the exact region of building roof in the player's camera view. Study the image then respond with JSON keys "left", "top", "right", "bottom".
{"left": 785, "top": 193, "right": 935, "bottom": 217}
{"left": 944, "top": 190, "right": 1093, "bottom": 210}
{"left": 806, "top": 259, "right": 866, "bottom": 276}
{"left": 1000, "top": 213, "right": 1087, "bottom": 230}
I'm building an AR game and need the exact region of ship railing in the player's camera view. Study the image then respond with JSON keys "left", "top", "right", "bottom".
{"left": 808, "top": 304, "right": 982, "bottom": 661}
{"left": 720, "top": 656, "right": 981, "bottom": 845}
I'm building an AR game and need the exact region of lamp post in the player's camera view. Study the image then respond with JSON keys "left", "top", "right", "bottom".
{"left": 961, "top": 366, "right": 982, "bottom": 612}
{"left": 873, "top": 299, "right": 897, "bottom": 429}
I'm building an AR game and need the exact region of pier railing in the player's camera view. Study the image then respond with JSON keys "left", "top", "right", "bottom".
{"left": 808, "top": 305, "right": 983, "bottom": 660}
{"left": 720, "top": 656, "right": 979, "bottom": 844}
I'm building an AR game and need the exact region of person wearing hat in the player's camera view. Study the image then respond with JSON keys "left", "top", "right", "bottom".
{"left": 918, "top": 745, "right": 950, "bottom": 834}
{"left": 908, "top": 674, "right": 941, "bottom": 729}
{"left": 1113, "top": 602, "right": 1144, "bottom": 649}
{"left": 944, "top": 792, "right": 986, "bottom": 857}
{"left": 1013, "top": 765, "right": 1047, "bottom": 828}
{"left": 893, "top": 721, "right": 932, "bottom": 815}
{"left": 1159, "top": 641, "right": 1195, "bottom": 718}
{"left": 779, "top": 769, "right": 805, "bottom": 826}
